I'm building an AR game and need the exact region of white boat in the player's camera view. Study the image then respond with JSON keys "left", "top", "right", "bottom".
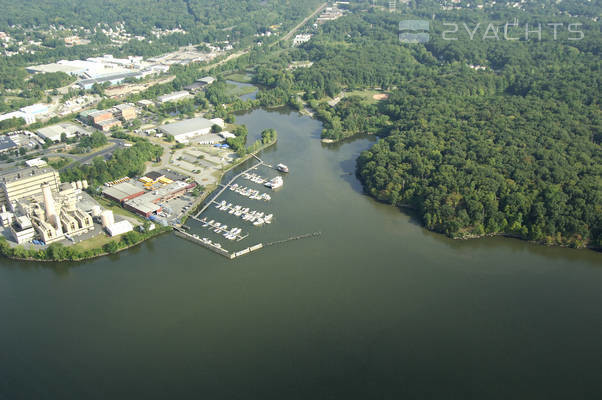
{"left": 265, "top": 176, "right": 283, "bottom": 189}
{"left": 253, "top": 218, "right": 264, "bottom": 226}
{"left": 276, "top": 163, "right": 289, "bottom": 173}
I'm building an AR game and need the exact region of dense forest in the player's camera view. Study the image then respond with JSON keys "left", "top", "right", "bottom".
{"left": 240, "top": 1, "right": 601, "bottom": 248}
{"left": 61, "top": 137, "right": 164, "bottom": 188}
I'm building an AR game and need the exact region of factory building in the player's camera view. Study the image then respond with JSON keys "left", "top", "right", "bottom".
{"left": 77, "top": 71, "right": 144, "bottom": 90}
{"left": 0, "top": 111, "right": 35, "bottom": 125}
{"left": 197, "top": 76, "right": 215, "bottom": 86}
{"left": 112, "top": 104, "right": 137, "bottom": 121}
{"left": 123, "top": 181, "right": 194, "bottom": 217}
{"left": 0, "top": 170, "right": 94, "bottom": 244}
{"left": 95, "top": 119, "right": 122, "bottom": 132}
{"left": 157, "top": 91, "right": 191, "bottom": 104}
{"left": 159, "top": 117, "right": 224, "bottom": 143}
{"left": 19, "top": 103, "right": 49, "bottom": 117}
{"left": 0, "top": 136, "right": 18, "bottom": 153}
{"left": 0, "top": 166, "right": 60, "bottom": 209}
{"left": 102, "top": 181, "right": 146, "bottom": 203}
{"left": 9, "top": 215, "right": 35, "bottom": 244}
{"left": 36, "top": 122, "right": 93, "bottom": 142}
{"left": 86, "top": 109, "right": 114, "bottom": 125}
{"left": 105, "top": 220, "right": 133, "bottom": 237}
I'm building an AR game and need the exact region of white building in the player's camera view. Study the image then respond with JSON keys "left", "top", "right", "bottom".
{"left": 219, "top": 131, "right": 236, "bottom": 139}
{"left": 25, "top": 158, "right": 48, "bottom": 168}
{"left": 157, "top": 91, "right": 192, "bottom": 104}
{"left": 0, "top": 111, "right": 35, "bottom": 125}
{"left": 159, "top": 117, "right": 224, "bottom": 143}
{"left": 293, "top": 34, "right": 312, "bottom": 46}
{"left": 19, "top": 103, "right": 49, "bottom": 117}
{"left": 105, "top": 220, "right": 133, "bottom": 237}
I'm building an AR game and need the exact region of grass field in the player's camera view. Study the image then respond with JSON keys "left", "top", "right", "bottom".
{"left": 73, "top": 233, "right": 114, "bottom": 251}
{"left": 345, "top": 90, "right": 390, "bottom": 105}
{"left": 225, "top": 83, "right": 257, "bottom": 97}
{"left": 225, "top": 73, "right": 253, "bottom": 83}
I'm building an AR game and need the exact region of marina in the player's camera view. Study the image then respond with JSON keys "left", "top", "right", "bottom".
{"left": 184, "top": 154, "right": 292, "bottom": 257}
{"left": 211, "top": 201, "right": 273, "bottom": 226}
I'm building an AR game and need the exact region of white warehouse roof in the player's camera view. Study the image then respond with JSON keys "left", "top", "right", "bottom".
{"left": 106, "top": 220, "right": 134, "bottom": 237}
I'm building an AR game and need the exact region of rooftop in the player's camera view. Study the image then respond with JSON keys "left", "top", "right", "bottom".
{"left": 102, "top": 181, "right": 144, "bottom": 200}
{"left": 0, "top": 166, "right": 57, "bottom": 184}
{"left": 144, "top": 171, "right": 164, "bottom": 181}
{"left": 0, "top": 136, "right": 17, "bottom": 151}
{"left": 159, "top": 117, "right": 215, "bottom": 137}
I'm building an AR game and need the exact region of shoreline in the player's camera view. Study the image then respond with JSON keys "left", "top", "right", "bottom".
{"left": 0, "top": 136, "right": 278, "bottom": 264}
{"left": 1, "top": 228, "right": 172, "bottom": 263}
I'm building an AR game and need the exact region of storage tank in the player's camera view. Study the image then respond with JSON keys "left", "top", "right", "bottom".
{"left": 91, "top": 205, "right": 102, "bottom": 217}
{"left": 82, "top": 180, "right": 89, "bottom": 189}
{"left": 100, "top": 210, "right": 115, "bottom": 228}
{"left": 76, "top": 181, "right": 83, "bottom": 189}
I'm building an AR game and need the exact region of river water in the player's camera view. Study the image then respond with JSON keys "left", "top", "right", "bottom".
{"left": 1, "top": 108, "right": 601, "bottom": 399}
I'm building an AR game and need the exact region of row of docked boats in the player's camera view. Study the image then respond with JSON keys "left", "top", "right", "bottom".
{"left": 200, "top": 217, "right": 243, "bottom": 241}
{"left": 242, "top": 172, "right": 266, "bottom": 184}
{"left": 214, "top": 201, "right": 273, "bottom": 226}
{"left": 229, "top": 183, "right": 271, "bottom": 201}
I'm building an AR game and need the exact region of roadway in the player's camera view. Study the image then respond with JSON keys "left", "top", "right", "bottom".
{"left": 59, "top": 139, "right": 125, "bottom": 171}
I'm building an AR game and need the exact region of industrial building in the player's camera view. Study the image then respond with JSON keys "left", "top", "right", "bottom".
{"left": 102, "top": 181, "right": 146, "bottom": 203}
{"left": 123, "top": 180, "right": 195, "bottom": 217}
{"left": 198, "top": 76, "right": 215, "bottom": 85}
{"left": 0, "top": 166, "right": 60, "bottom": 209}
{"left": 0, "top": 164, "right": 137, "bottom": 245}
{"left": 159, "top": 117, "right": 225, "bottom": 143}
{"left": 36, "top": 122, "right": 93, "bottom": 142}
{"left": 157, "top": 91, "right": 191, "bottom": 104}
{"left": 112, "top": 104, "right": 137, "bottom": 121}
{"left": 95, "top": 119, "right": 122, "bottom": 132}
{"left": 0, "top": 136, "right": 18, "bottom": 153}
{"left": 80, "top": 109, "right": 123, "bottom": 132}
{"left": 78, "top": 71, "right": 144, "bottom": 90}
{"left": 86, "top": 110, "right": 114, "bottom": 124}
{"left": 0, "top": 111, "right": 35, "bottom": 125}
{"left": 106, "top": 220, "right": 133, "bottom": 237}
{"left": 0, "top": 166, "right": 94, "bottom": 244}
{"left": 19, "top": 103, "right": 49, "bottom": 117}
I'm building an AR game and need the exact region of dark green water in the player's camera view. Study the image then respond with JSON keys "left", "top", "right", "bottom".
{"left": 1, "top": 108, "right": 601, "bottom": 399}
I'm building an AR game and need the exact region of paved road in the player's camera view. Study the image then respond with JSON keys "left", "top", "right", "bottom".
{"left": 278, "top": 2, "right": 328, "bottom": 44}
{"left": 201, "top": 1, "right": 328, "bottom": 71}
{"left": 59, "top": 139, "right": 125, "bottom": 171}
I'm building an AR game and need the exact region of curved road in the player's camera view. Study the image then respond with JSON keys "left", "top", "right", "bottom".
{"left": 59, "top": 139, "right": 125, "bottom": 171}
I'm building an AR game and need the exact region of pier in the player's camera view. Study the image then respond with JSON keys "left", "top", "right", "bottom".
{"left": 178, "top": 153, "right": 316, "bottom": 259}
{"left": 193, "top": 160, "right": 263, "bottom": 218}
